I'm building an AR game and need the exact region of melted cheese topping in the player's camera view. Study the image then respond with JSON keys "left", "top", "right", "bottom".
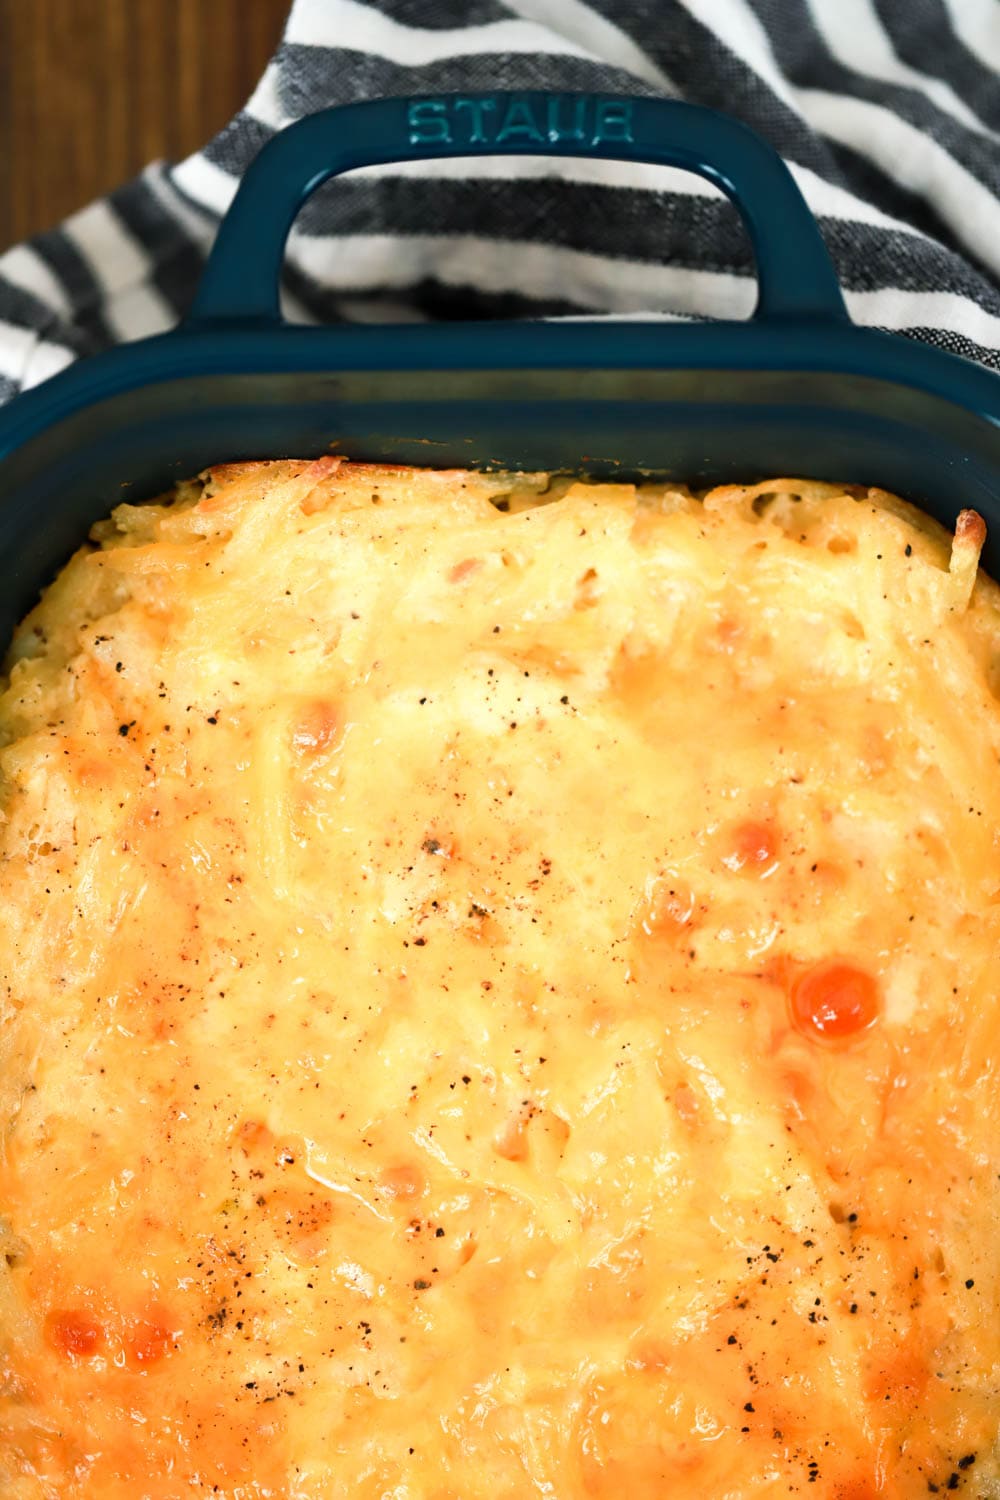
{"left": 1, "top": 462, "right": 999, "bottom": 1500}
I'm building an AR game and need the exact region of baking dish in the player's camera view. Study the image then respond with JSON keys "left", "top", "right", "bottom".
{"left": 1, "top": 88, "right": 1000, "bottom": 654}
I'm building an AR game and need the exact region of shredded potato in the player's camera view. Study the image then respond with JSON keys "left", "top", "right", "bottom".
{"left": 1, "top": 464, "right": 999, "bottom": 1499}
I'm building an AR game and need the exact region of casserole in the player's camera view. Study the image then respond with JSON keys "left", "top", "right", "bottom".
{"left": 1, "top": 90, "right": 1000, "bottom": 652}
{"left": 4, "top": 459, "right": 1000, "bottom": 1499}
{"left": 2, "top": 92, "right": 1000, "bottom": 1499}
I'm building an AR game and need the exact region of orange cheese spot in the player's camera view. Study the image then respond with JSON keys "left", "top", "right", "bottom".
{"left": 864, "top": 1339, "right": 929, "bottom": 1408}
{"left": 641, "top": 880, "right": 695, "bottom": 936}
{"left": 491, "top": 1102, "right": 565, "bottom": 1165}
{"left": 258, "top": 1186, "right": 335, "bottom": 1256}
{"left": 790, "top": 961, "right": 880, "bottom": 1042}
{"left": 126, "top": 1308, "right": 177, "bottom": 1368}
{"left": 378, "top": 1163, "right": 426, "bottom": 1200}
{"left": 45, "top": 1308, "right": 103, "bottom": 1360}
{"left": 134, "top": 798, "right": 163, "bottom": 828}
{"left": 236, "top": 1118, "right": 272, "bottom": 1151}
{"left": 574, "top": 566, "right": 600, "bottom": 610}
{"left": 303, "top": 455, "right": 343, "bottom": 482}
{"left": 300, "top": 456, "right": 348, "bottom": 514}
{"left": 671, "top": 1081, "right": 700, "bottom": 1126}
{"left": 715, "top": 615, "right": 743, "bottom": 649}
{"left": 447, "top": 557, "right": 483, "bottom": 584}
{"left": 835, "top": 1483, "right": 880, "bottom": 1500}
{"left": 810, "top": 859, "right": 846, "bottom": 891}
{"left": 293, "top": 701, "right": 341, "bottom": 755}
{"left": 76, "top": 757, "right": 112, "bottom": 787}
{"left": 723, "top": 819, "right": 779, "bottom": 874}
{"left": 627, "top": 1336, "right": 672, "bottom": 1371}
{"left": 778, "top": 1063, "right": 820, "bottom": 1122}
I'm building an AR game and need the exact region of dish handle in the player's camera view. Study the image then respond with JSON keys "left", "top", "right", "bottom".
{"left": 188, "top": 90, "right": 847, "bottom": 329}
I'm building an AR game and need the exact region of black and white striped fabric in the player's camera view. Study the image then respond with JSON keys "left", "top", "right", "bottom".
{"left": 2, "top": 0, "right": 1000, "bottom": 409}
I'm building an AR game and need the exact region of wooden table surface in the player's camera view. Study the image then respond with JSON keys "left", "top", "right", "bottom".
{"left": 0, "top": 0, "right": 290, "bottom": 250}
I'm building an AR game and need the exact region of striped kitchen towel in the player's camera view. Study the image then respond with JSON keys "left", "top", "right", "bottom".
{"left": 1, "top": 0, "right": 999, "bottom": 407}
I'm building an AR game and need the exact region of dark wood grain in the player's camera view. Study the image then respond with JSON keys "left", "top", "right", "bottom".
{"left": 0, "top": 0, "right": 289, "bottom": 249}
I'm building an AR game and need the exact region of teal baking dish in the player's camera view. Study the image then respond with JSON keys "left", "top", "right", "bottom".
{"left": 1, "top": 90, "right": 1000, "bottom": 652}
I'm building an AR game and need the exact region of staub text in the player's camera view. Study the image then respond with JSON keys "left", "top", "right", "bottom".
{"left": 407, "top": 94, "right": 635, "bottom": 148}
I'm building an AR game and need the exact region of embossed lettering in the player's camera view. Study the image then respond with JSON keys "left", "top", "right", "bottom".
{"left": 495, "top": 99, "right": 546, "bottom": 144}
{"left": 594, "top": 100, "right": 634, "bottom": 144}
{"left": 453, "top": 97, "right": 497, "bottom": 144}
{"left": 408, "top": 100, "right": 451, "bottom": 145}
{"left": 546, "top": 95, "right": 587, "bottom": 143}
{"left": 406, "top": 94, "right": 637, "bottom": 152}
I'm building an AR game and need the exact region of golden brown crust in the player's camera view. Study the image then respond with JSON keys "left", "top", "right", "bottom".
{"left": 1, "top": 466, "right": 999, "bottom": 1499}
{"left": 955, "top": 507, "right": 987, "bottom": 548}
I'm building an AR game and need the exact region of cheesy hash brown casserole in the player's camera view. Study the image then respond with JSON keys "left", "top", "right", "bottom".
{"left": 0, "top": 461, "right": 999, "bottom": 1499}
